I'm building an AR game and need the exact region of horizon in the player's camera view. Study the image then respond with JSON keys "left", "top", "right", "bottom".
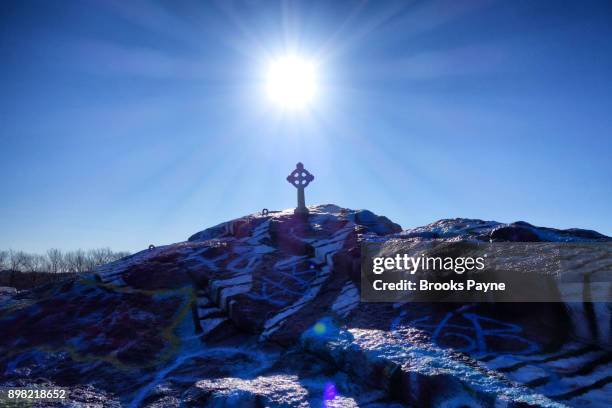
{"left": 2, "top": 0, "right": 612, "bottom": 253}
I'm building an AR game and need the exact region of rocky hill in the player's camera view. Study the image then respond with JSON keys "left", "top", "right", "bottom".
{"left": 0, "top": 204, "right": 610, "bottom": 407}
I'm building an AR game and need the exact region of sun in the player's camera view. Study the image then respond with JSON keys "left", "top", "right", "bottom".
{"left": 266, "top": 55, "right": 317, "bottom": 110}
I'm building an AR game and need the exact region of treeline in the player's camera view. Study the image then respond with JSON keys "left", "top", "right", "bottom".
{"left": 0, "top": 248, "right": 130, "bottom": 274}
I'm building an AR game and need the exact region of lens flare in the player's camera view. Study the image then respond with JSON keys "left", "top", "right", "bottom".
{"left": 323, "top": 382, "right": 337, "bottom": 404}
{"left": 313, "top": 322, "right": 327, "bottom": 335}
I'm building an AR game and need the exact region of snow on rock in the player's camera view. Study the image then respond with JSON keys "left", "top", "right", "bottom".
{"left": 185, "top": 375, "right": 310, "bottom": 407}
{"left": 301, "top": 319, "right": 566, "bottom": 407}
{"left": 0, "top": 206, "right": 610, "bottom": 407}
{"left": 399, "top": 218, "right": 611, "bottom": 243}
{"left": 0, "top": 286, "right": 18, "bottom": 305}
{"left": 331, "top": 281, "right": 360, "bottom": 318}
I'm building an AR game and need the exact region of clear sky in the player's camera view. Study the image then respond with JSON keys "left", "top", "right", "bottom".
{"left": 1, "top": 0, "right": 611, "bottom": 253}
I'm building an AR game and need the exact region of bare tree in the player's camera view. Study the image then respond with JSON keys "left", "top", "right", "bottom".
{"left": 87, "top": 248, "right": 112, "bottom": 270}
{"left": 8, "top": 250, "right": 29, "bottom": 272}
{"left": 30, "top": 254, "right": 49, "bottom": 273}
{"left": 7, "top": 250, "right": 26, "bottom": 286}
{"left": 66, "top": 249, "right": 89, "bottom": 273}
{"left": 63, "top": 251, "right": 75, "bottom": 273}
{"left": 1, "top": 248, "right": 130, "bottom": 275}
{"left": 0, "top": 250, "right": 7, "bottom": 270}
{"left": 21, "top": 253, "right": 34, "bottom": 272}
{"left": 46, "top": 248, "right": 64, "bottom": 273}
{"left": 111, "top": 251, "right": 130, "bottom": 262}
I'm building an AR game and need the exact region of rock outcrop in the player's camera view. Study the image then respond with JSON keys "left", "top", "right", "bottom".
{"left": 0, "top": 205, "right": 610, "bottom": 407}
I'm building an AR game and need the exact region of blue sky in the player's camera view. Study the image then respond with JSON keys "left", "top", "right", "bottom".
{"left": 1, "top": 0, "right": 611, "bottom": 253}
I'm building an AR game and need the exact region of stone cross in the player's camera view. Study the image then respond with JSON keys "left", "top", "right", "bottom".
{"left": 286, "top": 162, "right": 314, "bottom": 215}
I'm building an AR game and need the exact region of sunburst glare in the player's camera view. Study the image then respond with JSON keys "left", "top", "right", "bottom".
{"left": 266, "top": 55, "right": 318, "bottom": 110}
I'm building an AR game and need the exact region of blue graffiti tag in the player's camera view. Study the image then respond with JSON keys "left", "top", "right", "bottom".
{"left": 246, "top": 261, "right": 317, "bottom": 306}
{"left": 406, "top": 309, "right": 540, "bottom": 355}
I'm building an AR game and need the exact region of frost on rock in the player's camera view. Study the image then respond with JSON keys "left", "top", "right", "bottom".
{"left": 187, "top": 375, "right": 310, "bottom": 407}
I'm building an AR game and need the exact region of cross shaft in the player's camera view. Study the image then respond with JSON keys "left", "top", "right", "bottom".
{"left": 286, "top": 162, "right": 314, "bottom": 215}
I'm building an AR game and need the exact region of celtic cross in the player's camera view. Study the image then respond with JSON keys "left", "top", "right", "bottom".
{"left": 286, "top": 162, "right": 314, "bottom": 215}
